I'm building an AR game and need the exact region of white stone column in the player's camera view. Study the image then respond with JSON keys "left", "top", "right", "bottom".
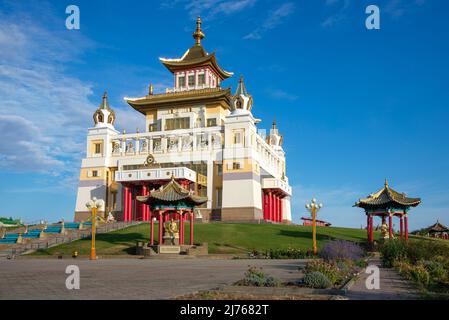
{"left": 149, "top": 138, "right": 153, "bottom": 153}
{"left": 206, "top": 161, "right": 214, "bottom": 209}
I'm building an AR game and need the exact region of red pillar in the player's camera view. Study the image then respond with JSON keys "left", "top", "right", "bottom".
{"left": 270, "top": 192, "right": 274, "bottom": 222}
{"left": 366, "top": 214, "right": 370, "bottom": 242}
{"left": 400, "top": 216, "right": 404, "bottom": 238}
{"left": 274, "top": 194, "right": 278, "bottom": 222}
{"left": 123, "top": 186, "right": 129, "bottom": 222}
{"left": 180, "top": 212, "right": 184, "bottom": 245}
{"left": 158, "top": 211, "right": 163, "bottom": 245}
{"left": 141, "top": 185, "right": 148, "bottom": 221}
{"left": 189, "top": 211, "right": 194, "bottom": 245}
{"left": 150, "top": 215, "right": 154, "bottom": 245}
{"left": 389, "top": 213, "right": 393, "bottom": 239}
{"left": 279, "top": 198, "right": 284, "bottom": 222}
{"left": 128, "top": 185, "right": 133, "bottom": 221}
{"left": 404, "top": 214, "right": 409, "bottom": 241}
{"left": 369, "top": 215, "right": 374, "bottom": 243}
{"left": 263, "top": 192, "right": 267, "bottom": 220}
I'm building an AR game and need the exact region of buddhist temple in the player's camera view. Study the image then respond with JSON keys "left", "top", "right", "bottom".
{"left": 73, "top": 17, "right": 292, "bottom": 224}
{"left": 355, "top": 179, "right": 421, "bottom": 243}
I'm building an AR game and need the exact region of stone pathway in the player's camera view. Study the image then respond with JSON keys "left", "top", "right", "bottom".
{"left": 0, "top": 258, "right": 307, "bottom": 300}
{"left": 346, "top": 257, "right": 420, "bottom": 300}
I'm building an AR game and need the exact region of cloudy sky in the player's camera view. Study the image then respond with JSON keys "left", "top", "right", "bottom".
{"left": 0, "top": 0, "right": 448, "bottom": 229}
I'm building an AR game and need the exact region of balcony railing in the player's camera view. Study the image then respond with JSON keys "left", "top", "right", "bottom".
{"left": 115, "top": 167, "right": 197, "bottom": 183}
{"left": 262, "top": 177, "right": 292, "bottom": 196}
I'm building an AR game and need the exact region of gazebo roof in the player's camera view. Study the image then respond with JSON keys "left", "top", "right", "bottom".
{"left": 354, "top": 179, "right": 421, "bottom": 210}
{"left": 427, "top": 221, "right": 449, "bottom": 233}
{"left": 136, "top": 176, "right": 208, "bottom": 207}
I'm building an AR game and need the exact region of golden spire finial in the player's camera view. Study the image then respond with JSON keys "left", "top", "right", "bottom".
{"left": 149, "top": 83, "right": 154, "bottom": 95}
{"left": 192, "top": 16, "right": 205, "bottom": 45}
{"left": 272, "top": 116, "right": 277, "bottom": 129}
{"left": 384, "top": 178, "right": 389, "bottom": 188}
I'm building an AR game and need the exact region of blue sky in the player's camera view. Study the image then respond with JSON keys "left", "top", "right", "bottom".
{"left": 0, "top": 0, "right": 448, "bottom": 229}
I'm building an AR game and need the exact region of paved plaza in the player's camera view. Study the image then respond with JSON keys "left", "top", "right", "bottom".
{"left": 0, "top": 258, "right": 306, "bottom": 300}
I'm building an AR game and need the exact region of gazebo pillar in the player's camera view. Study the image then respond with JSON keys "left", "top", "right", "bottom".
{"left": 369, "top": 214, "right": 374, "bottom": 243}
{"left": 123, "top": 185, "right": 129, "bottom": 221}
{"left": 150, "top": 213, "right": 154, "bottom": 245}
{"left": 388, "top": 213, "right": 393, "bottom": 239}
{"left": 158, "top": 210, "right": 163, "bottom": 245}
{"left": 180, "top": 211, "right": 185, "bottom": 245}
{"left": 366, "top": 213, "right": 370, "bottom": 242}
{"left": 190, "top": 211, "right": 194, "bottom": 245}
{"left": 400, "top": 215, "right": 404, "bottom": 238}
{"left": 404, "top": 214, "right": 409, "bottom": 241}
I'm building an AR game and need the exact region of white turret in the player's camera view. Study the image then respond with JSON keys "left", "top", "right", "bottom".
{"left": 93, "top": 92, "right": 116, "bottom": 129}
{"left": 231, "top": 75, "right": 253, "bottom": 115}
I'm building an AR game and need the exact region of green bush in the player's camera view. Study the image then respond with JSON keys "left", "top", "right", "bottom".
{"left": 420, "top": 260, "right": 447, "bottom": 283}
{"left": 379, "top": 240, "right": 408, "bottom": 267}
{"left": 303, "top": 271, "right": 332, "bottom": 289}
{"left": 305, "top": 260, "right": 344, "bottom": 285}
{"left": 410, "top": 265, "right": 430, "bottom": 287}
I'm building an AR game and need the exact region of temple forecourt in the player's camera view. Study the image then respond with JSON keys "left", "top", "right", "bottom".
{"left": 74, "top": 17, "right": 292, "bottom": 224}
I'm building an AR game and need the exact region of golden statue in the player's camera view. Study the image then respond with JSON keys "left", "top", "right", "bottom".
{"left": 380, "top": 221, "right": 389, "bottom": 241}
{"left": 163, "top": 218, "right": 179, "bottom": 245}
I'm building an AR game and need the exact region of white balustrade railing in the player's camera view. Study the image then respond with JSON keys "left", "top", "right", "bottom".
{"left": 115, "top": 167, "right": 197, "bottom": 183}
{"left": 109, "top": 127, "right": 223, "bottom": 157}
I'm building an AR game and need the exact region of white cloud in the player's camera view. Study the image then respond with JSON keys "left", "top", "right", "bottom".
{"left": 384, "top": 0, "right": 426, "bottom": 19}
{"left": 162, "top": 0, "right": 257, "bottom": 20}
{"left": 244, "top": 2, "right": 295, "bottom": 40}
{"left": 321, "top": 0, "right": 350, "bottom": 28}
{"left": 269, "top": 89, "right": 298, "bottom": 101}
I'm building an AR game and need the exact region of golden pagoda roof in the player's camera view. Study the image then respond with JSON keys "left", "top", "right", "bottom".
{"left": 159, "top": 16, "right": 233, "bottom": 80}
{"left": 355, "top": 179, "right": 421, "bottom": 209}
{"left": 125, "top": 87, "right": 232, "bottom": 114}
{"left": 136, "top": 176, "right": 208, "bottom": 206}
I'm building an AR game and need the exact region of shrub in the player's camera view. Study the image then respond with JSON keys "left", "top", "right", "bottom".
{"left": 305, "top": 260, "right": 344, "bottom": 285}
{"left": 420, "top": 260, "right": 447, "bottom": 283}
{"left": 379, "top": 240, "right": 408, "bottom": 267}
{"left": 409, "top": 265, "right": 430, "bottom": 287}
{"left": 240, "top": 266, "right": 280, "bottom": 287}
{"left": 320, "top": 240, "right": 364, "bottom": 262}
{"left": 303, "top": 271, "right": 332, "bottom": 289}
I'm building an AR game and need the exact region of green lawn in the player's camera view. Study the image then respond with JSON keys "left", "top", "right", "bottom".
{"left": 30, "top": 222, "right": 377, "bottom": 256}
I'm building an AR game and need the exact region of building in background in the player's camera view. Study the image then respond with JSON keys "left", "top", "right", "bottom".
{"left": 74, "top": 17, "right": 292, "bottom": 223}
{"left": 301, "top": 217, "right": 331, "bottom": 227}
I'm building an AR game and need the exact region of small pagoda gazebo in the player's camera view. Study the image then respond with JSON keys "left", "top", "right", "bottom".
{"left": 136, "top": 176, "right": 208, "bottom": 247}
{"left": 355, "top": 179, "right": 421, "bottom": 244}
{"left": 425, "top": 221, "right": 448, "bottom": 240}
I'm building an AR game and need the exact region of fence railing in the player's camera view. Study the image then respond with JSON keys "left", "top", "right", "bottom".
{"left": 0, "top": 221, "right": 141, "bottom": 258}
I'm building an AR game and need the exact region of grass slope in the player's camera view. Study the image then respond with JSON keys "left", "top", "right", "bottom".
{"left": 31, "top": 223, "right": 376, "bottom": 256}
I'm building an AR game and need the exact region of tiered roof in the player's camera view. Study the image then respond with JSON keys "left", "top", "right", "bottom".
{"left": 136, "top": 176, "right": 208, "bottom": 208}
{"left": 427, "top": 221, "right": 448, "bottom": 233}
{"left": 159, "top": 16, "right": 233, "bottom": 80}
{"left": 355, "top": 179, "right": 421, "bottom": 210}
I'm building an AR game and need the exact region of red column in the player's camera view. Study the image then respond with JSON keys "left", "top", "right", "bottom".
{"left": 366, "top": 214, "right": 370, "bottom": 242}
{"left": 190, "top": 211, "right": 194, "bottom": 245}
{"left": 150, "top": 215, "right": 154, "bottom": 245}
{"left": 400, "top": 216, "right": 404, "bottom": 238}
{"left": 123, "top": 186, "right": 129, "bottom": 222}
{"left": 404, "top": 214, "right": 409, "bottom": 241}
{"left": 141, "top": 185, "right": 148, "bottom": 221}
{"left": 158, "top": 211, "right": 163, "bottom": 245}
{"left": 262, "top": 192, "right": 267, "bottom": 220}
{"left": 128, "top": 185, "right": 133, "bottom": 221}
{"left": 279, "top": 196, "right": 283, "bottom": 222}
{"left": 269, "top": 192, "right": 274, "bottom": 221}
{"left": 389, "top": 213, "right": 393, "bottom": 239}
{"left": 273, "top": 194, "right": 278, "bottom": 222}
{"left": 278, "top": 196, "right": 282, "bottom": 222}
{"left": 180, "top": 212, "right": 184, "bottom": 245}
{"left": 369, "top": 215, "right": 374, "bottom": 243}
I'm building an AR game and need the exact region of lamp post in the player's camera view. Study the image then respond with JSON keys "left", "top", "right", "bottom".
{"left": 85, "top": 197, "right": 104, "bottom": 260}
{"left": 305, "top": 198, "right": 323, "bottom": 255}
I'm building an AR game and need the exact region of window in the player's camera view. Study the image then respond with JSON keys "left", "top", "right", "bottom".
{"left": 234, "top": 132, "right": 242, "bottom": 144}
{"left": 94, "top": 143, "right": 102, "bottom": 154}
{"left": 206, "top": 118, "right": 217, "bottom": 127}
{"left": 217, "top": 164, "right": 223, "bottom": 176}
{"left": 232, "top": 162, "right": 241, "bottom": 170}
{"left": 188, "top": 74, "right": 195, "bottom": 87}
{"left": 198, "top": 74, "right": 205, "bottom": 85}
{"left": 92, "top": 170, "right": 98, "bottom": 177}
{"left": 165, "top": 117, "right": 190, "bottom": 131}
{"left": 148, "top": 123, "right": 158, "bottom": 132}
{"left": 178, "top": 76, "right": 186, "bottom": 87}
